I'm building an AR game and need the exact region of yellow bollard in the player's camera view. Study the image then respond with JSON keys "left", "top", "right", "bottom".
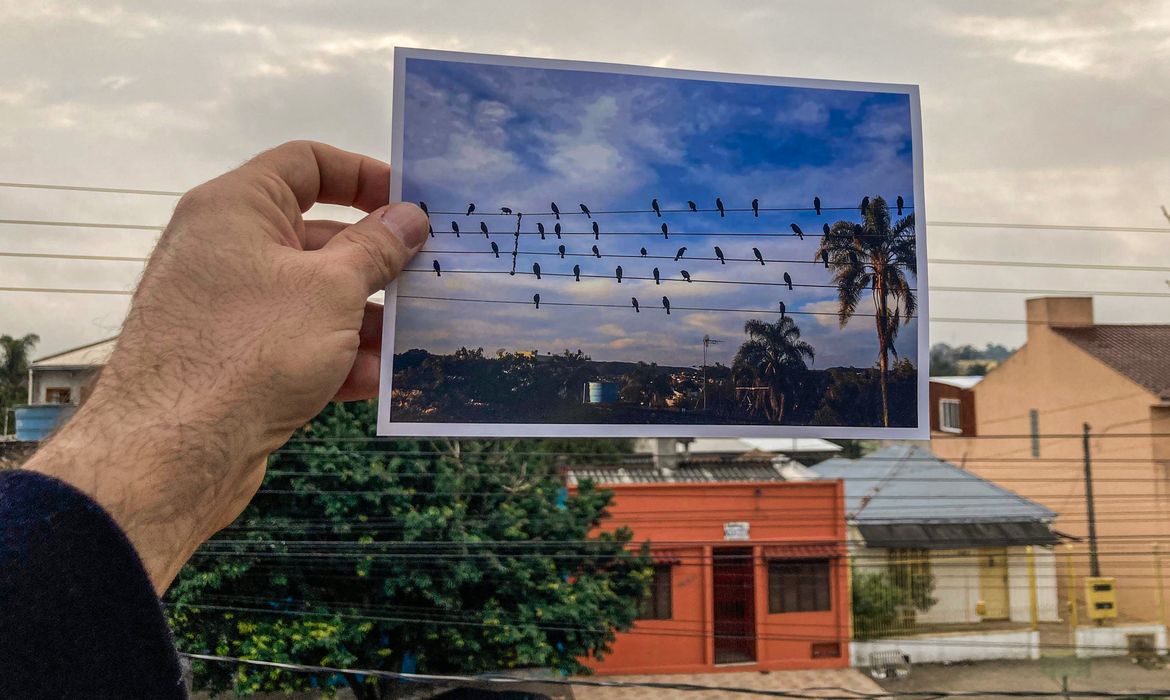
{"left": 1027, "top": 545, "right": 1039, "bottom": 631}
{"left": 1065, "top": 543, "right": 1078, "bottom": 632}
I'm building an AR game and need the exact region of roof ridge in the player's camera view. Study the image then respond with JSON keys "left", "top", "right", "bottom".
{"left": 31, "top": 336, "right": 118, "bottom": 364}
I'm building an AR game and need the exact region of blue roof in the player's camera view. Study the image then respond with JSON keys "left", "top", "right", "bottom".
{"left": 810, "top": 444, "right": 1055, "bottom": 524}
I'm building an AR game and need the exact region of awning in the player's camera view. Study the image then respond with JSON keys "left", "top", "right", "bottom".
{"left": 649, "top": 549, "right": 686, "bottom": 565}
{"left": 762, "top": 543, "right": 844, "bottom": 559}
{"left": 857, "top": 521, "right": 1058, "bottom": 549}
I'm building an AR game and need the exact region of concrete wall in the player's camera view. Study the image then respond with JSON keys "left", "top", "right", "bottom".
{"left": 917, "top": 549, "right": 981, "bottom": 625}
{"left": 852, "top": 630, "right": 1039, "bottom": 666}
{"left": 1007, "top": 547, "right": 1060, "bottom": 623}
{"left": 29, "top": 367, "right": 98, "bottom": 405}
{"left": 1075, "top": 623, "right": 1167, "bottom": 659}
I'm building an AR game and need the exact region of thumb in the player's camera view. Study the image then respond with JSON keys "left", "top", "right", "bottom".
{"left": 323, "top": 202, "right": 429, "bottom": 296}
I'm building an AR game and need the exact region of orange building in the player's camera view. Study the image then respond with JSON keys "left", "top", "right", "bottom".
{"left": 569, "top": 463, "right": 849, "bottom": 674}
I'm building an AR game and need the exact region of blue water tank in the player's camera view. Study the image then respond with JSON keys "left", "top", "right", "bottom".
{"left": 13, "top": 404, "right": 76, "bottom": 441}
{"left": 587, "top": 381, "right": 620, "bottom": 404}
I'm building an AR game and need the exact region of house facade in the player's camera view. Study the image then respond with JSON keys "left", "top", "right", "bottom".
{"left": 567, "top": 466, "right": 849, "bottom": 674}
{"left": 11, "top": 338, "right": 114, "bottom": 441}
{"left": 931, "top": 296, "right": 1170, "bottom": 619}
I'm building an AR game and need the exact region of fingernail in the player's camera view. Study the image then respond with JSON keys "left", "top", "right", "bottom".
{"left": 380, "top": 203, "right": 428, "bottom": 249}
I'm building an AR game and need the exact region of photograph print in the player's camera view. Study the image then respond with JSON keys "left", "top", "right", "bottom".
{"left": 379, "top": 49, "right": 927, "bottom": 438}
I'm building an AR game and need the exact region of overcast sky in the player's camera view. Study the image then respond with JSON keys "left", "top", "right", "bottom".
{"left": 0, "top": 0, "right": 1167, "bottom": 360}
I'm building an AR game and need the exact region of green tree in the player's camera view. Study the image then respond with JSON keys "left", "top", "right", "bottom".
{"left": 168, "top": 401, "right": 650, "bottom": 699}
{"left": 814, "top": 197, "right": 916, "bottom": 426}
{"left": 618, "top": 362, "right": 673, "bottom": 408}
{"left": 731, "top": 317, "right": 814, "bottom": 423}
{"left": 0, "top": 333, "right": 39, "bottom": 431}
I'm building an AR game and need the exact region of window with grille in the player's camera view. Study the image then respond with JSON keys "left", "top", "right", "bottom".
{"left": 639, "top": 564, "right": 672, "bottom": 620}
{"left": 768, "top": 559, "right": 831, "bottom": 613}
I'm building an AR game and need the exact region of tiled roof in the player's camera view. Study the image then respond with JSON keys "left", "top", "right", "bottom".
{"left": 566, "top": 461, "right": 788, "bottom": 486}
{"left": 1053, "top": 325, "right": 1170, "bottom": 398}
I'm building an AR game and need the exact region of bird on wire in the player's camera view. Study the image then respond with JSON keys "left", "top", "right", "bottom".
{"left": 822, "top": 223, "right": 831, "bottom": 236}
{"left": 651, "top": 267, "right": 662, "bottom": 285}
{"left": 783, "top": 271, "right": 793, "bottom": 291}
{"left": 466, "top": 203, "right": 475, "bottom": 216}
{"left": 558, "top": 245, "right": 566, "bottom": 259}
{"left": 652, "top": 198, "right": 662, "bottom": 217}
{"left": 480, "top": 222, "right": 489, "bottom": 238}
{"left": 451, "top": 221, "right": 460, "bottom": 237}
{"left": 661, "top": 223, "right": 669, "bottom": 239}
{"left": 714, "top": 246, "right": 726, "bottom": 264}
{"left": 680, "top": 270, "right": 691, "bottom": 283}
{"left": 554, "top": 223, "right": 562, "bottom": 239}
{"left": 533, "top": 262, "right": 541, "bottom": 280}
{"left": 537, "top": 222, "right": 546, "bottom": 239}
{"left": 592, "top": 221, "right": 600, "bottom": 240}
{"left": 551, "top": 202, "right": 560, "bottom": 219}
{"left": 631, "top": 297, "right": 640, "bottom": 313}
{"left": 419, "top": 201, "right": 429, "bottom": 216}
{"left": 640, "top": 247, "right": 648, "bottom": 257}
{"left": 752, "top": 247, "right": 765, "bottom": 265}
{"left": 573, "top": 264, "right": 581, "bottom": 281}
{"left": 860, "top": 196, "right": 870, "bottom": 215}
{"left": 813, "top": 197, "right": 821, "bottom": 216}
{"left": 674, "top": 246, "right": 687, "bottom": 261}
{"left": 533, "top": 294, "right": 540, "bottom": 310}
{"left": 662, "top": 296, "right": 671, "bottom": 315}
{"left": 580, "top": 203, "right": 591, "bottom": 218}
{"left": 500, "top": 207, "right": 512, "bottom": 215}
{"left": 790, "top": 223, "right": 804, "bottom": 240}
{"left": 896, "top": 195, "right": 905, "bottom": 215}
{"left": 715, "top": 197, "right": 725, "bottom": 217}
{"left": 616, "top": 266, "right": 623, "bottom": 283}
{"left": 491, "top": 241, "right": 500, "bottom": 258}
{"left": 779, "top": 301, "right": 786, "bottom": 321}
{"left": 591, "top": 245, "right": 601, "bottom": 258}
{"left": 752, "top": 198, "right": 759, "bottom": 217}
{"left": 432, "top": 260, "right": 441, "bottom": 277}
{"left": 687, "top": 200, "right": 698, "bottom": 212}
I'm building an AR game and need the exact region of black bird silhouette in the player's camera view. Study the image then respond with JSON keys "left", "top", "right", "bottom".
{"left": 790, "top": 223, "right": 804, "bottom": 240}
{"left": 752, "top": 198, "right": 759, "bottom": 217}
{"left": 687, "top": 200, "right": 698, "bottom": 212}
{"left": 573, "top": 264, "right": 581, "bottom": 281}
{"left": 591, "top": 245, "right": 601, "bottom": 258}
{"left": 551, "top": 202, "right": 560, "bottom": 219}
{"left": 500, "top": 207, "right": 512, "bottom": 215}
{"left": 580, "top": 203, "right": 591, "bottom": 218}
{"left": 533, "top": 293, "right": 540, "bottom": 309}
{"left": 554, "top": 223, "right": 562, "bottom": 239}
{"left": 661, "top": 223, "right": 669, "bottom": 239}
{"left": 651, "top": 198, "right": 662, "bottom": 217}
{"left": 558, "top": 244, "right": 566, "bottom": 259}
{"left": 822, "top": 223, "right": 831, "bottom": 236}
{"left": 451, "top": 221, "right": 460, "bottom": 237}
{"left": 428, "top": 222, "right": 434, "bottom": 238}
{"left": 432, "top": 260, "right": 441, "bottom": 277}
{"left": 631, "top": 297, "right": 640, "bottom": 313}
{"left": 778, "top": 301, "right": 786, "bottom": 321}
{"left": 480, "top": 221, "right": 489, "bottom": 238}
{"left": 783, "top": 272, "right": 793, "bottom": 291}
{"left": 592, "top": 221, "right": 600, "bottom": 239}
{"left": 896, "top": 195, "right": 905, "bottom": 215}
{"left": 537, "top": 222, "right": 546, "bottom": 239}
{"left": 813, "top": 196, "right": 821, "bottom": 216}
{"left": 714, "top": 246, "right": 726, "bottom": 264}
{"left": 860, "top": 196, "right": 870, "bottom": 215}
{"left": 419, "top": 201, "right": 429, "bottom": 216}
{"left": 753, "top": 247, "right": 765, "bottom": 265}
{"left": 674, "top": 246, "right": 687, "bottom": 261}
{"left": 662, "top": 296, "right": 671, "bottom": 315}
{"left": 715, "top": 197, "right": 725, "bottom": 217}
{"left": 615, "top": 266, "right": 623, "bottom": 283}
{"left": 640, "top": 247, "right": 648, "bottom": 257}
{"left": 466, "top": 203, "right": 475, "bottom": 216}
{"left": 680, "top": 270, "right": 691, "bottom": 282}
{"left": 653, "top": 267, "right": 660, "bottom": 285}
{"left": 532, "top": 262, "right": 541, "bottom": 280}
{"left": 820, "top": 250, "right": 829, "bottom": 268}
{"left": 491, "top": 241, "right": 500, "bottom": 258}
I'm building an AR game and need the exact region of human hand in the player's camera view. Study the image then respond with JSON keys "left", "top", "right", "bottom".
{"left": 23, "top": 141, "right": 427, "bottom": 593}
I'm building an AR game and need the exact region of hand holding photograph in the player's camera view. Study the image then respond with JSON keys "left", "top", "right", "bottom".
{"left": 378, "top": 49, "right": 927, "bottom": 439}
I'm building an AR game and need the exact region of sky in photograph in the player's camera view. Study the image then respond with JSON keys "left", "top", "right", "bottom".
{"left": 0, "top": 1, "right": 1167, "bottom": 361}
{"left": 394, "top": 56, "right": 918, "bottom": 368}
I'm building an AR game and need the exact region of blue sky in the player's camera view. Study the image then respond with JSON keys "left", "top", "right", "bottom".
{"left": 395, "top": 56, "right": 918, "bottom": 369}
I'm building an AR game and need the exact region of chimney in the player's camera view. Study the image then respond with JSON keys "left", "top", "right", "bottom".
{"left": 1025, "top": 297, "right": 1093, "bottom": 341}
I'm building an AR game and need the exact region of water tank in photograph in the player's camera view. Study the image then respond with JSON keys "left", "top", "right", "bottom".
{"left": 587, "top": 381, "right": 620, "bottom": 404}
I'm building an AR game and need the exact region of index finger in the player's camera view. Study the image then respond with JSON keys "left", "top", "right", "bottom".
{"left": 246, "top": 140, "right": 392, "bottom": 214}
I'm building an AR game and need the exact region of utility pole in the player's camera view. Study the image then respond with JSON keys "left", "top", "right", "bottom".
{"left": 1083, "top": 422, "right": 1101, "bottom": 577}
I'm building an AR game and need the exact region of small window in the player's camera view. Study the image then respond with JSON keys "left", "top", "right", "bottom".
{"left": 639, "top": 564, "right": 672, "bottom": 620}
{"left": 810, "top": 641, "right": 841, "bottom": 658}
{"left": 1029, "top": 409, "right": 1040, "bottom": 457}
{"left": 768, "top": 559, "right": 831, "bottom": 613}
{"left": 939, "top": 399, "right": 961, "bottom": 433}
{"left": 44, "top": 387, "right": 72, "bottom": 404}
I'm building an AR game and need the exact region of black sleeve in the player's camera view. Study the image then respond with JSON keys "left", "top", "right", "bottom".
{"left": 0, "top": 469, "right": 186, "bottom": 699}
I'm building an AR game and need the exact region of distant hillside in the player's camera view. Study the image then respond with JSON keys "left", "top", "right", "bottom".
{"left": 929, "top": 342, "right": 1015, "bottom": 377}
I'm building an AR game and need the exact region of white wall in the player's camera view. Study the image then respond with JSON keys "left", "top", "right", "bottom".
{"left": 917, "top": 549, "right": 981, "bottom": 625}
{"left": 29, "top": 367, "right": 97, "bottom": 405}
{"left": 853, "top": 630, "right": 1039, "bottom": 666}
{"left": 1008, "top": 546, "right": 1060, "bottom": 623}
{"left": 1075, "top": 624, "right": 1167, "bottom": 659}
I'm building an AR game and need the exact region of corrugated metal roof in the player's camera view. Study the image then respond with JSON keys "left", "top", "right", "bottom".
{"left": 32, "top": 338, "right": 116, "bottom": 368}
{"left": 810, "top": 444, "right": 1055, "bottom": 524}
{"left": 1053, "top": 325, "right": 1170, "bottom": 398}
{"left": 566, "top": 461, "right": 788, "bottom": 486}
{"left": 857, "top": 521, "right": 1059, "bottom": 549}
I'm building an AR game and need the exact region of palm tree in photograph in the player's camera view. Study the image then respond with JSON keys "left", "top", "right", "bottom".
{"left": 814, "top": 196, "right": 916, "bottom": 427}
{"left": 732, "top": 317, "right": 815, "bottom": 424}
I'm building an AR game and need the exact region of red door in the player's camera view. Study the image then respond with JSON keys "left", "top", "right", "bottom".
{"left": 712, "top": 547, "right": 756, "bottom": 664}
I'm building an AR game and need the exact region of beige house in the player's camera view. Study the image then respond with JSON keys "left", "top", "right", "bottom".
{"left": 932, "top": 297, "right": 1170, "bottom": 620}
